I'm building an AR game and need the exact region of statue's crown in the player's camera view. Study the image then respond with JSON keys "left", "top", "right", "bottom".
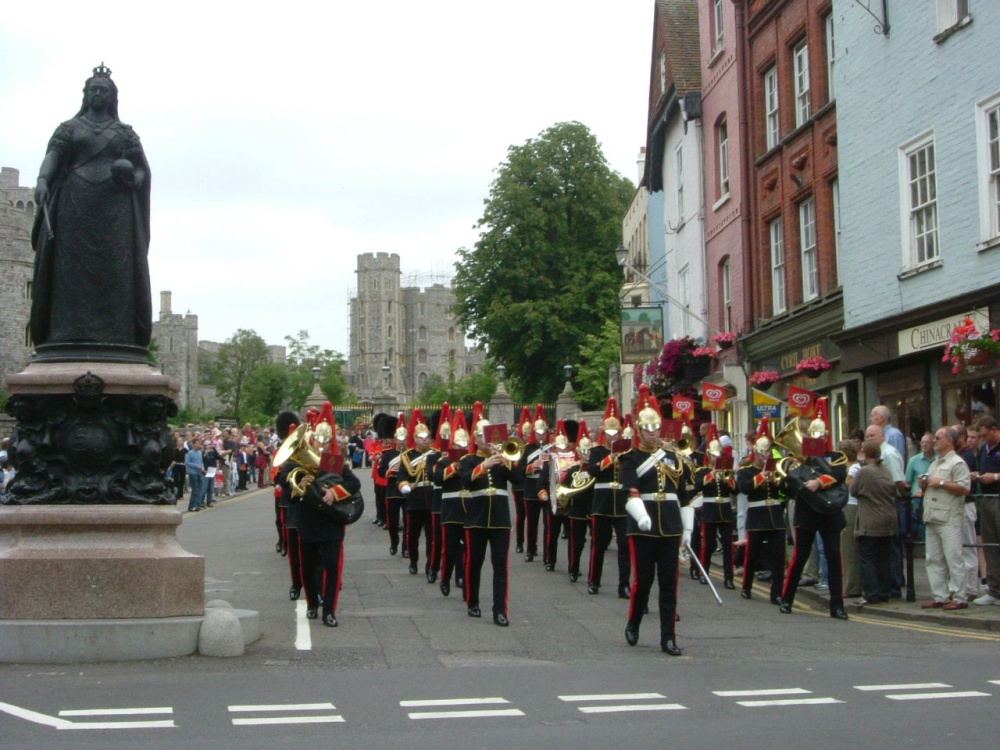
{"left": 93, "top": 62, "right": 112, "bottom": 79}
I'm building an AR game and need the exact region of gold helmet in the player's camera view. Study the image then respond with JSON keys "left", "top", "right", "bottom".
{"left": 754, "top": 417, "right": 773, "bottom": 458}
{"left": 576, "top": 419, "right": 594, "bottom": 459}
{"left": 634, "top": 385, "right": 662, "bottom": 434}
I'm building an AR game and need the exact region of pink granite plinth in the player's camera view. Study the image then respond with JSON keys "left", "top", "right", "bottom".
{"left": 3, "top": 361, "right": 179, "bottom": 397}
{"left": 0, "top": 506, "right": 204, "bottom": 620}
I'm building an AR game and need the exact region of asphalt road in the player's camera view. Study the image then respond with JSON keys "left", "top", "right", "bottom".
{"left": 1, "top": 472, "right": 998, "bottom": 749}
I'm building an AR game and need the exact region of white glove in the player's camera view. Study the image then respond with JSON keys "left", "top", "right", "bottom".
{"left": 680, "top": 505, "right": 695, "bottom": 550}
{"left": 400, "top": 484, "right": 412, "bottom": 495}
{"left": 626, "top": 496, "right": 652, "bottom": 532}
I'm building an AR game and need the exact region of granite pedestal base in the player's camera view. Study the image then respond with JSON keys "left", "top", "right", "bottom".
{"left": 0, "top": 506, "right": 204, "bottom": 620}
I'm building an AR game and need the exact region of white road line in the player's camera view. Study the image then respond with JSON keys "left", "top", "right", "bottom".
{"left": 989, "top": 680, "right": 1000, "bottom": 685}
{"left": 0, "top": 701, "right": 176, "bottom": 730}
{"left": 886, "top": 691, "right": 991, "bottom": 701}
{"left": 232, "top": 716, "right": 345, "bottom": 726}
{"left": 714, "top": 688, "right": 811, "bottom": 697}
{"left": 400, "top": 698, "right": 510, "bottom": 707}
{"left": 294, "top": 599, "right": 312, "bottom": 651}
{"left": 228, "top": 703, "right": 336, "bottom": 712}
{"left": 854, "top": 683, "right": 951, "bottom": 691}
{"left": 559, "top": 693, "right": 666, "bottom": 702}
{"left": 408, "top": 709, "right": 525, "bottom": 720}
{"left": 58, "top": 707, "right": 173, "bottom": 716}
{"left": 578, "top": 704, "right": 686, "bottom": 713}
{"left": 736, "top": 698, "right": 843, "bottom": 707}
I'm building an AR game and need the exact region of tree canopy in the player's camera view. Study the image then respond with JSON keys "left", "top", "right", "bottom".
{"left": 283, "top": 330, "right": 352, "bottom": 408}
{"left": 213, "top": 329, "right": 269, "bottom": 422}
{"left": 452, "top": 121, "right": 633, "bottom": 402}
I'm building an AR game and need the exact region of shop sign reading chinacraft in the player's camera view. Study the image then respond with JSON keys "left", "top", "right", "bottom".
{"left": 898, "top": 308, "right": 989, "bottom": 357}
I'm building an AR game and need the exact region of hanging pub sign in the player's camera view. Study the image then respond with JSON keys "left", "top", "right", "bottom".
{"left": 787, "top": 385, "right": 818, "bottom": 418}
{"left": 620, "top": 306, "right": 665, "bottom": 365}
{"left": 702, "top": 383, "right": 727, "bottom": 411}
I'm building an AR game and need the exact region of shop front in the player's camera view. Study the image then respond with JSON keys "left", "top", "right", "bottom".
{"left": 740, "top": 294, "right": 860, "bottom": 443}
{"left": 836, "top": 301, "right": 998, "bottom": 461}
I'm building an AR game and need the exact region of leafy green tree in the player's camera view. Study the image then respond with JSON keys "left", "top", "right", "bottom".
{"left": 243, "top": 362, "right": 291, "bottom": 421}
{"left": 575, "top": 317, "right": 621, "bottom": 411}
{"left": 213, "top": 329, "right": 269, "bottom": 422}
{"left": 452, "top": 121, "right": 633, "bottom": 402}
{"left": 283, "top": 330, "right": 352, "bottom": 408}
{"left": 415, "top": 370, "right": 498, "bottom": 406}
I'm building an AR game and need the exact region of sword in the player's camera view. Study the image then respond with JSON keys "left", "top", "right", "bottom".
{"left": 684, "top": 542, "right": 722, "bottom": 605}
{"left": 41, "top": 199, "right": 55, "bottom": 241}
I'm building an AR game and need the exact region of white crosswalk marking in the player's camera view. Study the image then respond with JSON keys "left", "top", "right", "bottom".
{"left": 559, "top": 692, "right": 687, "bottom": 714}
{"left": 227, "top": 702, "right": 343, "bottom": 726}
{"left": 854, "top": 683, "right": 991, "bottom": 701}
{"left": 713, "top": 688, "right": 841, "bottom": 707}
{"left": 401, "top": 697, "right": 524, "bottom": 720}
{"left": 0, "top": 701, "right": 176, "bottom": 730}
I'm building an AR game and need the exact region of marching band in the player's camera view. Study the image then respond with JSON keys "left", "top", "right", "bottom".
{"left": 265, "top": 389, "right": 850, "bottom": 650}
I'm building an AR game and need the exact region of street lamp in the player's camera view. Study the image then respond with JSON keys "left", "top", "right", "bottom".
{"left": 563, "top": 363, "right": 574, "bottom": 381}
{"left": 311, "top": 365, "right": 321, "bottom": 382}
{"left": 496, "top": 364, "right": 506, "bottom": 381}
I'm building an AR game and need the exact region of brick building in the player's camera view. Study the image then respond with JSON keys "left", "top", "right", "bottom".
{"left": 737, "top": 0, "right": 853, "bottom": 441}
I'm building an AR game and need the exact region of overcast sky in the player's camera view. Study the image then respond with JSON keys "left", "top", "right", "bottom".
{"left": 2, "top": 2, "right": 652, "bottom": 356}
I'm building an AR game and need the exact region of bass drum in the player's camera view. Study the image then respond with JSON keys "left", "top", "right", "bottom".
{"left": 304, "top": 473, "right": 366, "bottom": 525}
{"left": 780, "top": 460, "right": 848, "bottom": 515}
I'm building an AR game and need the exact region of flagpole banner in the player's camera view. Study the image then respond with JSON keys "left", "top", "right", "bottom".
{"left": 620, "top": 306, "right": 665, "bottom": 365}
{"left": 672, "top": 395, "right": 695, "bottom": 420}
{"left": 702, "top": 383, "right": 727, "bottom": 411}
{"left": 787, "top": 385, "right": 817, "bottom": 418}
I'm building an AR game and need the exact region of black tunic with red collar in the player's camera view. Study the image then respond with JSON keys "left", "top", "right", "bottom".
{"left": 736, "top": 464, "right": 786, "bottom": 531}
{"left": 399, "top": 448, "right": 440, "bottom": 512}
{"left": 618, "top": 445, "right": 693, "bottom": 537}
{"left": 434, "top": 453, "right": 467, "bottom": 526}
{"left": 587, "top": 444, "right": 628, "bottom": 517}
{"left": 459, "top": 453, "right": 513, "bottom": 529}
{"left": 693, "top": 465, "right": 736, "bottom": 523}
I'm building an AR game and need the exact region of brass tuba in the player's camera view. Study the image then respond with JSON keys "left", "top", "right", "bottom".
{"left": 272, "top": 423, "right": 321, "bottom": 497}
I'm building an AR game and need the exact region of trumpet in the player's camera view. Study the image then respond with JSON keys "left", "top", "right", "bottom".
{"left": 498, "top": 436, "right": 525, "bottom": 465}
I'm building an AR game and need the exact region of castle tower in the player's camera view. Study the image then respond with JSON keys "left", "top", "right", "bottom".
{"left": 350, "top": 253, "right": 404, "bottom": 401}
{"left": 0, "top": 168, "right": 37, "bottom": 385}
{"left": 150, "top": 290, "right": 199, "bottom": 408}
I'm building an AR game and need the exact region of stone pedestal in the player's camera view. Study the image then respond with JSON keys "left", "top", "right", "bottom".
{"left": 0, "top": 505, "right": 203, "bottom": 619}
{"left": 0, "top": 361, "right": 217, "bottom": 660}
{"left": 489, "top": 383, "right": 515, "bottom": 428}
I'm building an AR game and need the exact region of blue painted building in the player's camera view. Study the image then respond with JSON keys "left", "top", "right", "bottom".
{"left": 833, "top": 0, "right": 1000, "bottom": 449}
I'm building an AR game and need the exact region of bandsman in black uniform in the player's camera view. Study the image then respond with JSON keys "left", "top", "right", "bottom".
{"left": 378, "top": 413, "right": 408, "bottom": 556}
{"left": 435, "top": 408, "right": 469, "bottom": 597}
{"left": 426, "top": 404, "right": 451, "bottom": 585}
{"left": 510, "top": 407, "right": 532, "bottom": 555}
{"left": 778, "top": 399, "right": 850, "bottom": 619}
{"left": 735, "top": 417, "right": 786, "bottom": 605}
{"left": 370, "top": 413, "right": 394, "bottom": 528}
{"left": 459, "top": 406, "right": 513, "bottom": 626}
{"left": 566, "top": 420, "right": 595, "bottom": 583}
{"left": 280, "top": 402, "right": 362, "bottom": 627}
{"left": 619, "top": 385, "right": 695, "bottom": 656}
{"left": 274, "top": 409, "right": 305, "bottom": 600}
{"left": 537, "top": 419, "right": 577, "bottom": 572}
{"left": 398, "top": 409, "right": 440, "bottom": 578}
{"left": 587, "top": 398, "right": 631, "bottom": 598}
{"left": 519, "top": 404, "right": 550, "bottom": 563}
{"left": 693, "top": 424, "right": 737, "bottom": 589}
